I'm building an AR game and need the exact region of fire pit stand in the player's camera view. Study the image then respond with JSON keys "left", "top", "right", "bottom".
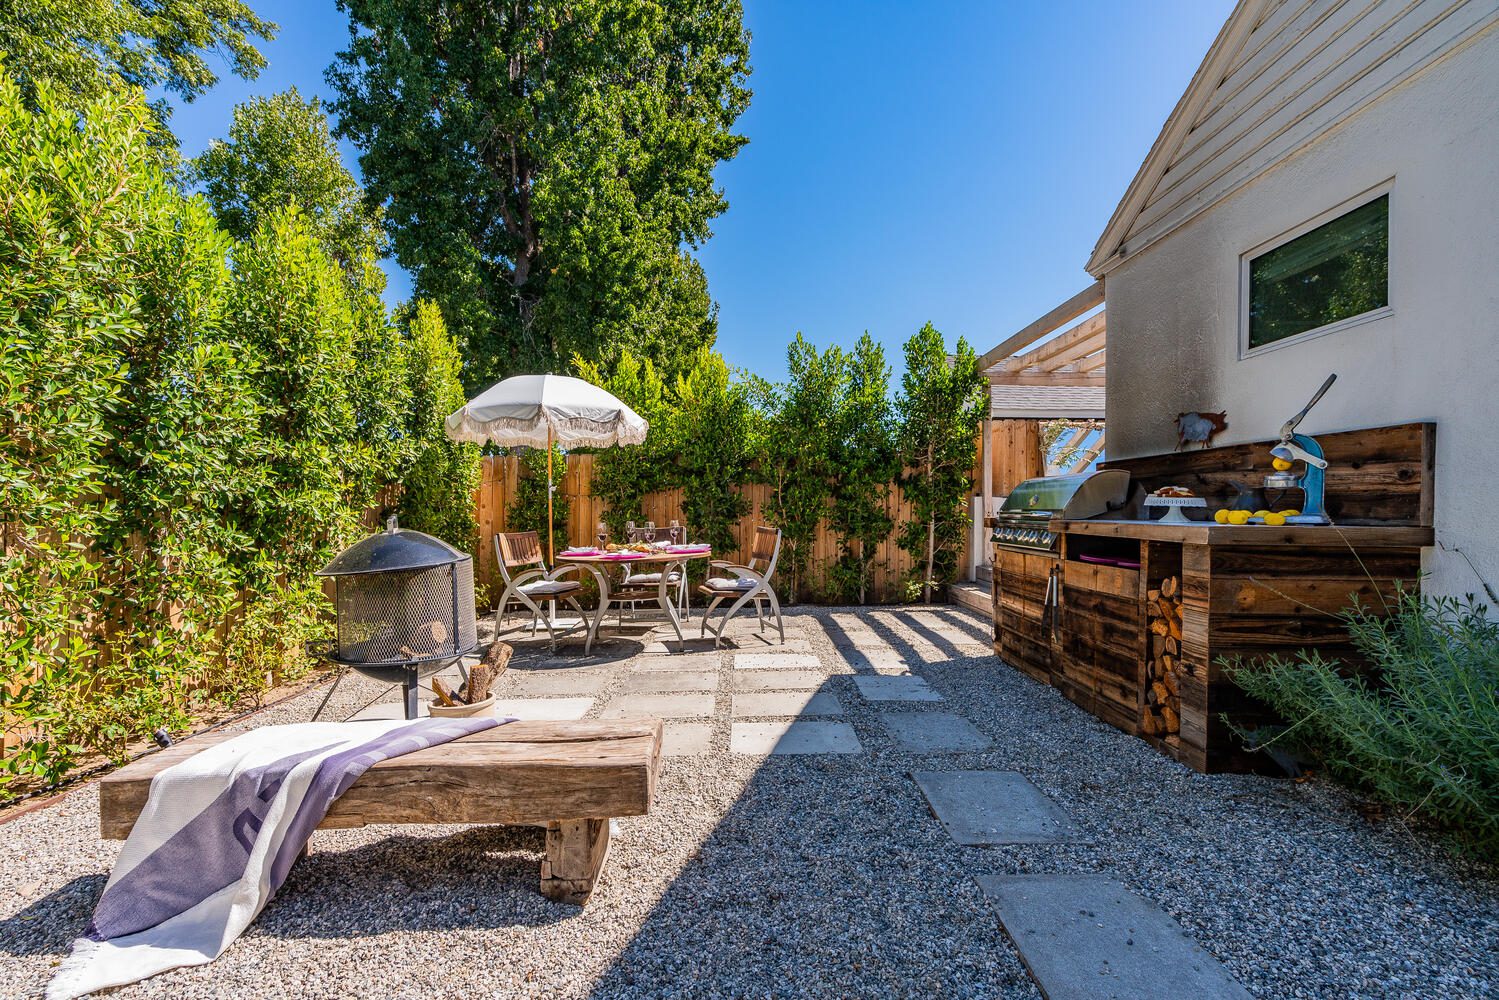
{"left": 314, "top": 516, "right": 480, "bottom": 719}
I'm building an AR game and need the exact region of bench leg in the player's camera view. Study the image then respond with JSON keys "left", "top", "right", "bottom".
{"left": 540, "top": 818, "right": 610, "bottom": 905}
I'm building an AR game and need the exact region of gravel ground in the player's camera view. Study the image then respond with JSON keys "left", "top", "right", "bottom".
{"left": 2, "top": 606, "right": 1496, "bottom": 1000}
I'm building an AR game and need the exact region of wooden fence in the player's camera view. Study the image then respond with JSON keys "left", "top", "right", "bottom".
{"left": 473, "top": 453, "right": 934, "bottom": 603}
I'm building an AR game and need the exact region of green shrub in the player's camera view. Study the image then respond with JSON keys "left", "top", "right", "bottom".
{"left": 397, "top": 301, "right": 480, "bottom": 550}
{"left": 0, "top": 74, "right": 406, "bottom": 793}
{"left": 506, "top": 446, "right": 571, "bottom": 559}
{"left": 662, "top": 348, "right": 754, "bottom": 555}
{"left": 574, "top": 350, "right": 669, "bottom": 537}
{"left": 1229, "top": 590, "right": 1499, "bottom": 854}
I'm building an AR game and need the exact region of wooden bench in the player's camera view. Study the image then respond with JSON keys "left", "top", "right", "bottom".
{"left": 98, "top": 719, "right": 662, "bottom": 905}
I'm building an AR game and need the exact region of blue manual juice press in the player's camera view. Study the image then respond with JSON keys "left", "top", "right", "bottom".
{"left": 1263, "top": 373, "right": 1337, "bottom": 524}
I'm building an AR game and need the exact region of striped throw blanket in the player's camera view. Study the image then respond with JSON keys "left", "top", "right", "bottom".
{"left": 49, "top": 717, "right": 500, "bottom": 999}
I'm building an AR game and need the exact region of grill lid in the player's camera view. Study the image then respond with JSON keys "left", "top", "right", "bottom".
{"left": 316, "top": 516, "right": 471, "bottom": 577}
{"left": 999, "top": 469, "right": 1130, "bottom": 519}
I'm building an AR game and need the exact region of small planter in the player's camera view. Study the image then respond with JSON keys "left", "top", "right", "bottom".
{"left": 428, "top": 695, "right": 495, "bottom": 719}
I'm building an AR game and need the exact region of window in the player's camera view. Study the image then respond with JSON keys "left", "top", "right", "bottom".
{"left": 1245, "top": 192, "right": 1389, "bottom": 351}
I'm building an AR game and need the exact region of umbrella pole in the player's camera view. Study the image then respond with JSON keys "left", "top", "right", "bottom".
{"left": 547, "top": 428, "right": 555, "bottom": 564}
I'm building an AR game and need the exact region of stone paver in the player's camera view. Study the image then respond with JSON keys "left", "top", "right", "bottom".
{"left": 880, "top": 712, "right": 992, "bottom": 751}
{"left": 641, "top": 638, "right": 736, "bottom": 654}
{"left": 730, "top": 691, "right": 843, "bottom": 718}
{"left": 500, "top": 671, "right": 608, "bottom": 696}
{"left": 662, "top": 722, "right": 714, "bottom": 757}
{"left": 733, "top": 652, "right": 823, "bottom": 670}
{"left": 839, "top": 648, "right": 915, "bottom": 674}
{"left": 913, "top": 770, "right": 1081, "bottom": 845}
{"left": 620, "top": 670, "right": 718, "bottom": 692}
{"left": 730, "top": 721, "right": 862, "bottom": 755}
{"left": 732, "top": 669, "right": 827, "bottom": 690}
{"left": 976, "top": 875, "right": 1253, "bottom": 1000}
{"left": 852, "top": 675, "right": 942, "bottom": 701}
{"left": 632, "top": 651, "right": 721, "bottom": 671}
{"left": 725, "top": 637, "right": 814, "bottom": 653}
{"left": 600, "top": 692, "right": 715, "bottom": 719}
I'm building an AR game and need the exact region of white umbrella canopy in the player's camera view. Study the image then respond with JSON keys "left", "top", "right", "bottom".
{"left": 444, "top": 373, "right": 647, "bottom": 448}
{"left": 444, "top": 374, "right": 648, "bottom": 561}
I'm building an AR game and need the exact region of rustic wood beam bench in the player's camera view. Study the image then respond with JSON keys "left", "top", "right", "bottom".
{"left": 98, "top": 719, "right": 663, "bottom": 905}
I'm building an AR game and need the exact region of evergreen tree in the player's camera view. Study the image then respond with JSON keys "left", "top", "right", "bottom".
{"left": 327, "top": 0, "right": 751, "bottom": 386}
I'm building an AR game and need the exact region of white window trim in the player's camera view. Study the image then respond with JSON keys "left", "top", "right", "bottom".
{"left": 1238, "top": 180, "right": 1394, "bottom": 360}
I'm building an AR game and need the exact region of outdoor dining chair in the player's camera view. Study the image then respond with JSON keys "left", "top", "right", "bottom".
{"left": 697, "top": 525, "right": 785, "bottom": 647}
{"left": 617, "top": 524, "right": 690, "bottom": 622}
{"left": 493, "top": 531, "right": 591, "bottom": 649}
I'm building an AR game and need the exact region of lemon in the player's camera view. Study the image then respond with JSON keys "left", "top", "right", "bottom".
{"left": 1272, "top": 457, "right": 1293, "bottom": 472}
{"left": 1227, "top": 510, "right": 1251, "bottom": 525}
{"left": 1263, "top": 512, "right": 1287, "bottom": 527}
{"left": 1214, "top": 509, "right": 1230, "bottom": 524}
{"left": 1280, "top": 509, "right": 1300, "bottom": 517}
{"left": 1253, "top": 509, "right": 1272, "bottom": 519}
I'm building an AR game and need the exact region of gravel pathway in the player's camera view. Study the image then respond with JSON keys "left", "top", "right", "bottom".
{"left": 2, "top": 606, "right": 1496, "bottom": 999}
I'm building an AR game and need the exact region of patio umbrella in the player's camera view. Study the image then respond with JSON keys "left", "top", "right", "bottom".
{"left": 445, "top": 374, "right": 648, "bottom": 561}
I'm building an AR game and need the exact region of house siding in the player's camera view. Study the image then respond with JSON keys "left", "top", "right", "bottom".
{"left": 1112, "top": 0, "right": 1499, "bottom": 269}
{"left": 1102, "top": 22, "right": 1499, "bottom": 600}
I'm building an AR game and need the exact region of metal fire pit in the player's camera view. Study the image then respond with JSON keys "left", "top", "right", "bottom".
{"left": 315, "top": 516, "right": 479, "bottom": 719}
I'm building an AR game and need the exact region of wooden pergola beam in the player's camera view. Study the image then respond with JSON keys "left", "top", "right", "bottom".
{"left": 1075, "top": 348, "right": 1108, "bottom": 374}
{"left": 979, "top": 280, "right": 1105, "bottom": 372}
{"left": 1003, "top": 312, "right": 1107, "bottom": 373}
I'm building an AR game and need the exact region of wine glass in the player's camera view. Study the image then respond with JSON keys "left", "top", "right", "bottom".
{"left": 596, "top": 521, "right": 608, "bottom": 549}
{"left": 624, "top": 520, "right": 635, "bottom": 543}
{"left": 644, "top": 520, "right": 656, "bottom": 544}
{"left": 669, "top": 519, "right": 681, "bottom": 545}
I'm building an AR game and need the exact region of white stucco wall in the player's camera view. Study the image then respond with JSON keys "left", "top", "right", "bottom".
{"left": 1101, "top": 26, "right": 1499, "bottom": 601}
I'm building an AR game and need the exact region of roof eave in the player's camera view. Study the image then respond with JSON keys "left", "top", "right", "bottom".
{"left": 1085, "top": 0, "right": 1271, "bottom": 278}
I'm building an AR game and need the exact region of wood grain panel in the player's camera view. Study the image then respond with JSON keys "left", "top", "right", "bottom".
{"left": 1102, "top": 422, "right": 1435, "bottom": 525}
{"left": 100, "top": 720, "right": 663, "bottom": 840}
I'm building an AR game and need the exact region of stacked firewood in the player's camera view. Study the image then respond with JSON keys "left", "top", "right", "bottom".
{"left": 1143, "top": 576, "right": 1182, "bottom": 737}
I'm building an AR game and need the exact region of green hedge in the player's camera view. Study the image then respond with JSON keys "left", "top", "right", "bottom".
{"left": 0, "top": 76, "right": 471, "bottom": 792}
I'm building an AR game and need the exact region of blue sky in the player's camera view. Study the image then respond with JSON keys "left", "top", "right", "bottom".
{"left": 164, "top": 0, "right": 1234, "bottom": 383}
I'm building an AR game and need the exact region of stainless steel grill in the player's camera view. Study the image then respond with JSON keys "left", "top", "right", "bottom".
{"left": 992, "top": 470, "right": 1130, "bottom": 553}
{"left": 316, "top": 516, "right": 478, "bottom": 718}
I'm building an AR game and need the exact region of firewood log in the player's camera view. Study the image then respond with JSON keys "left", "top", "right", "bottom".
{"left": 1160, "top": 704, "right": 1180, "bottom": 732}
{"left": 1162, "top": 576, "right": 1178, "bottom": 599}
{"left": 1152, "top": 681, "right": 1170, "bottom": 704}
{"left": 1150, "top": 618, "right": 1170, "bottom": 637}
{"left": 431, "top": 677, "right": 457, "bottom": 707}
{"left": 1141, "top": 712, "right": 1160, "bottom": 736}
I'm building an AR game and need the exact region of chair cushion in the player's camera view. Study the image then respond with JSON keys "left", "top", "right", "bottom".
{"left": 703, "top": 576, "right": 756, "bottom": 591}
{"left": 518, "top": 580, "right": 582, "bottom": 596}
{"left": 623, "top": 572, "right": 680, "bottom": 585}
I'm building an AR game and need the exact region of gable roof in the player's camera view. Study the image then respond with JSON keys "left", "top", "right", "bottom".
{"left": 1086, "top": 0, "right": 1271, "bottom": 277}
{"left": 1085, "top": 0, "right": 1499, "bottom": 278}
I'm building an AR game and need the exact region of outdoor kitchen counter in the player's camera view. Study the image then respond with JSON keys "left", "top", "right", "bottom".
{"left": 1004, "top": 516, "right": 1429, "bottom": 774}
{"left": 1050, "top": 518, "right": 1433, "bottom": 547}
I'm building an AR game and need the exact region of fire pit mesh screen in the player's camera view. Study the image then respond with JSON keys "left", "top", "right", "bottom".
{"left": 333, "top": 561, "right": 477, "bottom": 664}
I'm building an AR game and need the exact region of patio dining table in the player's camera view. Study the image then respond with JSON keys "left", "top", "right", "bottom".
{"left": 556, "top": 545, "right": 713, "bottom": 653}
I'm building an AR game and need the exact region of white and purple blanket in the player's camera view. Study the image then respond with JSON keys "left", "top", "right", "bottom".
{"left": 49, "top": 717, "right": 500, "bottom": 999}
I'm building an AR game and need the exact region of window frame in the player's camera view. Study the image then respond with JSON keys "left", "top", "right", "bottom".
{"left": 1238, "top": 181, "right": 1394, "bottom": 359}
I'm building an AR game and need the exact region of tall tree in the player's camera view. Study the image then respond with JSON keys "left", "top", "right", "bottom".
{"left": 327, "top": 0, "right": 751, "bottom": 388}
{"left": 827, "top": 333, "right": 896, "bottom": 605}
{"left": 0, "top": 0, "right": 276, "bottom": 121}
{"left": 897, "top": 323, "right": 986, "bottom": 603}
{"left": 755, "top": 334, "right": 844, "bottom": 603}
{"left": 190, "top": 88, "right": 387, "bottom": 293}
